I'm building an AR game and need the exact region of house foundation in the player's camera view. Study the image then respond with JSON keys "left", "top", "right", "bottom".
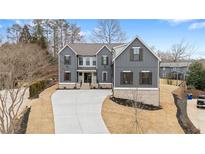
{"left": 113, "top": 88, "right": 160, "bottom": 106}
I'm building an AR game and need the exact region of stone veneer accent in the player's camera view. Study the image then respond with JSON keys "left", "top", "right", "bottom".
{"left": 99, "top": 83, "right": 112, "bottom": 89}
{"left": 113, "top": 88, "right": 160, "bottom": 106}
{"left": 59, "top": 83, "right": 76, "bottom": 89}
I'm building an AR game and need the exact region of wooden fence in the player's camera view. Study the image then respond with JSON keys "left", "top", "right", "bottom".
{"left": 160, "top": 78, "right": 184, "bottom": 86}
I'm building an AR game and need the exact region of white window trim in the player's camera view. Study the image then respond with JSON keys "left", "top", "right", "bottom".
{"left": 78, "top": 56, "right": 97, "bottom": 67}
{"left": 102, "top": 55, "right": 108, "bottom": 65}
{"left": 141, "top": 70, "right": 151, "bottom": 73}
{"left": 122, "top": 70, "right": 132, "bottom": 73}
{"left": 64, "top": 55, "right": 71, "bottom": 64}
{"left": 78, "top": 57, "right": 83, "bottom": 66}
{"left": 102, "top": 71, "right": 108, "bottom": 82}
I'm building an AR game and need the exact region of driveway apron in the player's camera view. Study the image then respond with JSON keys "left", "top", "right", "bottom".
{"left": 51, "top": 89, "right": 111, "bottom": 133}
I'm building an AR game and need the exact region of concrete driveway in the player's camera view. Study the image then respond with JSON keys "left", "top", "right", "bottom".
{"left": 51, "top": 89, "right": 111, "bottom": 134}
{"left": 187, "top": 99, "right": 205, "bottom": 133}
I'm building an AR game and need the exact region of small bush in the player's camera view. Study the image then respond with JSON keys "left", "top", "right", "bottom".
{"left": 29, "top": 80, "right": 50, "bottom": 98}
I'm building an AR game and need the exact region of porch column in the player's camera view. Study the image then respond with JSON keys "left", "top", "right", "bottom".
{"left": 82, "top": 72, "right": 84, "bottom": 83}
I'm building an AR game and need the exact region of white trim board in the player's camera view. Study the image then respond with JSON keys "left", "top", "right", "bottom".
{"left": 96, "top": 45, "right": 112, "bottom": 55}
{"left": 58, "top": 45, "right": 78, "bottom": 55}
{"left": 99, "top": 83, "right": 112, "bottom": 84}
{"left": 114, "top": 87, "right": 159, "bottom": 91}
{"left": 59, "top": 82, "right": 76, "bottom": 85}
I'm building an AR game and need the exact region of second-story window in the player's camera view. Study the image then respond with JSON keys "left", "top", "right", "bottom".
{"left": 93, "top": 60, "right": 96, "bottom": 66}
{"left": 130, "top": 47, "right": 143, "bottom": 61}
{"left": 79, "top": 57, "right": 83, "bottom": 66}
{"left": 86, "top": 57, "right": 90, "bottom": 66}
{"left": 102, "top": 55, "right": 108, "bottom": 65}
{"left": 64, "top": 55, "right": 71, "bottom": 65}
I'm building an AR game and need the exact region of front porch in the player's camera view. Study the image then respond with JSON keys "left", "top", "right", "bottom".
{"left": 77, "top": 70, "right": 97, "bottom": 84}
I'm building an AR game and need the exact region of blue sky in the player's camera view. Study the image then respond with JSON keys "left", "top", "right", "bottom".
{"left": 0, "top": 19, "right": 205, "bottom": 58}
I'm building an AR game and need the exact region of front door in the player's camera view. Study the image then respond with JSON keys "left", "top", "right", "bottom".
{"left": 84, "top": 73, "right": 92, "bottom": 83}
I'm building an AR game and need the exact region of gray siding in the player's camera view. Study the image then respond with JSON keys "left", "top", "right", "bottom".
{"left": 114, "top": 38, "right": 159, "bottom": 88}
{"left": 160, "top": 66, "right": 188, "bottom": 79}
{"left": 59, "top": 46, "right": 77, "bottom": 83}
{"left": 96, "top": 47, "right": 112, "bottom": 83}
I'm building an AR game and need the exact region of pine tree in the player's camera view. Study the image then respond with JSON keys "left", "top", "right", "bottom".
{"left": 31, "top": 20, "right": 47, "bottom": 49}
{"left": 19, "top": 25, "right": 31, "bottom": 43}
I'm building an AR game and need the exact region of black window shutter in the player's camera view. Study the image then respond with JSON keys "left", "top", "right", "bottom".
{"left": 130, "top": 48, "right": 134, "bottom": 61}
{"left": 139, "top": 48, "right": 143, "bottom": 61}
{"left": 69, "top": 56, "right": 71, "bottom": 65}
{"left": 106, "top": 56, "right": 109, "bottom": 65}
{"left": 120, "top": 72, "right": 123, "bottom": 84}
{"left": 101, "top": 56, "right": 103, "bottom": 65}
{"left": 139, "top": 72, "right": 142, "bottom": 84}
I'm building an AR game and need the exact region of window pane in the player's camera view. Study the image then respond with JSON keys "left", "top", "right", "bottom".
{"left": 86, "top": 58, "right": 90, "bottom": 65}
{"left": 93, "top": 60, "right": 96, "bottom": 65}
{"left": 140, "top": 72, "right": 152, "bottom": 85}
{"left": 130, "top": 47, "right": 141, "bottom": 61}
{"left": 121, "top": 72, "right": 133, "bottom": 84}
{"left": 64, "top": 55, "right": 70, "bottom": 65}
{"left": 79, "top": 57, "right": 83, "bottom": 65}
{"left": 102, "top": 56, "right": 108, "bottom": 65}
{"left": 64, "top": 72, "right": 71, "bottom": 81}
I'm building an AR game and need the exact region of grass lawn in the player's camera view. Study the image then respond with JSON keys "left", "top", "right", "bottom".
{"left": 101, "top": 84, "right": 184, "bottom": 134}
{"left": 26, "top": 84, "right": 57, "bottom": 134}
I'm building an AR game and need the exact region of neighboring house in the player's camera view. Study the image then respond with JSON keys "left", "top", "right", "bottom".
{"left": 58, "top": 36, "right": 161, "bottom": 106}
{"left": 160, "top": 62, "right": 192, "bottom": 80}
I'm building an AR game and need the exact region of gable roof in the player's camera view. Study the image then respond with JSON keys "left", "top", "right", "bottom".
{"left": 112, "top": 36, "right": 161, "bottom": 62}
{"left": 58, "top": 43, "right": 123, "bottom": 56}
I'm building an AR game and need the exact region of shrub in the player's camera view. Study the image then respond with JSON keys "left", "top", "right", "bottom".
{"left": 29, "top": 80, "right": 49, "bottom": 98}
{"left": 187, "top": 62, "right": 205, "bottom": 90}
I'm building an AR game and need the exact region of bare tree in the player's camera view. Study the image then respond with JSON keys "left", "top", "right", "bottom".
{"left": 69, "top": 23, "right": 83, "bottom": 43}
{"left": 7, "top": 24, "right": 22, "bottom": 44}
{"left": 91, "top": 19, "right": 126, "bottom": 44}
{"left": 131, "top": 89, "right": 143, "bottom": 133}
{"left": 0, "top": 43, "right": 49, "bottom": 133}
{"left": 169, "top": 40, "right": 195, "bottom": 62}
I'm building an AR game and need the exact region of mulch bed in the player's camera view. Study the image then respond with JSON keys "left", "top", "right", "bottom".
{"left": 14, "top": 106, "right": 31, "bottom": 134}
{"left": 110, "top": 96, "right": 162, "bottom": 111}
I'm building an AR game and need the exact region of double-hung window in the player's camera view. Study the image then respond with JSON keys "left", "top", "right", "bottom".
{"left": 130, "top": 47, "right": 143, "bottom": 61}
{"left": 64, "top": 71, "right": 71, "bottom": 81}
{"left": 139, "top": 71, "right": 152, "bottom": 85}
{"left": 79, "top": 57, "right": 83, "bottom": 66}
{"left": 86, "top": 57, "right": 90, "bottom": 66}
{"left": 120, "top": 71, "right": 133, "bottom": 84}
{"left": 102, "top": 55, "right": 108, "bottom": 65}
{"left": 64, "top": 55, "right": 71, "bottom": 65}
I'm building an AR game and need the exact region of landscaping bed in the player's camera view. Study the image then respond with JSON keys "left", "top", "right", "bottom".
{"left": 14, "top": 106, "right": 31, "bottom": 134}
{"left": 26, "top": 84, "right": 57, "bottom": 134}
{"left": 102, "top": 84, "right": 184, "bottom": 134}
{"left": 110, "top": 96, "right": 161, "bottom": 110}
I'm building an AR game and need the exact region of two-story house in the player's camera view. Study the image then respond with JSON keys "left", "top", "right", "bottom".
{"left": 58, "top": 36, "right": 161, "bottom": 106}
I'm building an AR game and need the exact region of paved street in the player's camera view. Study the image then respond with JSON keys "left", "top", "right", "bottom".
{"left": 51, "top": 89, "right": 111, "bottom": 134}
{"left": 187, "top": 99, "right": 205, "bottom": 133}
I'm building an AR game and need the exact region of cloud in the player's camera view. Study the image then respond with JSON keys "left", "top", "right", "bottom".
{"left": 189, "top": 22, "right": 205, "bottom": 30}
{"left": 164, "top": 19, "right": 193, "bottom": 26}
{"left": 15, "top": 19, "right": 22, "bottom": 25}
{"left": 0, "top": 24, "right": 3, "bottom": 28}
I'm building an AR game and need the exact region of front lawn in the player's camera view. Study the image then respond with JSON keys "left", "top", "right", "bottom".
{"left": 101, "top": 85, "right": 184, "bottom": 134}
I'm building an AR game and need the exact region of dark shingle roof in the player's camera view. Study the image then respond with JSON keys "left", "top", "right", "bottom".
{"left": 67, "top": 43, "right": 123, "bottom": 55}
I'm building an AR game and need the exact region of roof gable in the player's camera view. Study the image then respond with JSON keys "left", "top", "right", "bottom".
{"left": 96, "top": 45, "right": 111, "bottom": 55}
{"left": 112, "top": 36, "right": 161, "bottom": 62}
{"left": 58, "top": 45, "right": 77, "bottom": 55}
